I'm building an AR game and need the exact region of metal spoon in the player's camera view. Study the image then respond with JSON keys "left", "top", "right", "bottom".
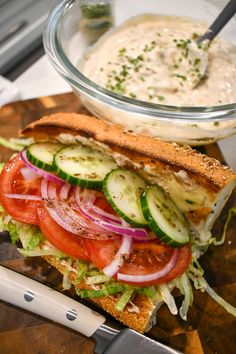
{"left": 197, "top": 0, "right": 236, "bottom": 45}
{"left": 172, "top": 0, "right": 236, "bottom": 88}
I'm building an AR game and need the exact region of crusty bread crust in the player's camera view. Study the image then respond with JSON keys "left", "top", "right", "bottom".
{"left": 43, "top": 255, "right": 159, "bottom": 333}
{"left": 21, "top": 113, "right": 236, "bottom": 191}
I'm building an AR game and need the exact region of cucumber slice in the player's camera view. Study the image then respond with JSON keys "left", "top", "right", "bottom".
{"left": 141, "top": 185, "right": 190, "bottom": 247}
{"left": 54, "top": 145, "right": 117, "bottom": 189}
{"left": 26, "top": 142, "right": 63, "bottom": 171}
{"left": 103, "top": 169, "right": 148, "bottom": 227}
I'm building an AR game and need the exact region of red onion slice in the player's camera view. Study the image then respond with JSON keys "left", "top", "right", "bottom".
{"left": 4, "top": 193, "right": 42, "bottom": 201}
{"left": 20, "top": 150, "right": 64, "bottom": 185}
{"left": 91, "top": 205, "right": 122, "bottom": 224}
{"left": 46, "top": 181, "right": 92, "bottom": 235}
{"left": 59, "top": 183, "right": 71, "bottom": 200}
{"left": 103, "top": 235, "right": 132, "bottom": 277}
{"left": 117, "top": 249, "right": 179, "bottom": 283}
{"left": 81, "top": 189, "right": 96, "bottom": 209}
{"left": 74, "top": 187, "right": 148, "bottom": 239}
{"left": 41, "top": 179, "right": 81, "bottom": 234}
{"left": 41, "top": 179, "right": 119, "bottom": 240}
{"left": 20, "top": 167, "right": 39, "bottom": 180}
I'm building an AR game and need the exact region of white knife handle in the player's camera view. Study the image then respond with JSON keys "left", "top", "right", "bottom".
{"left": 0, "top": 266, "right": 105, "bottom": 337}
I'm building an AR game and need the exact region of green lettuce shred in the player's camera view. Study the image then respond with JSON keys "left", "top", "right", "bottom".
{"left": 76, "top": 283, "right": 126, "bottom": 298}
{"left": 86, "top": 274, "right": 111, "bottom": 285}
{"left": 0, "top": 213, "right": 65, "bottom": 258}
{"left": 188, "top": 260, "right": 236, "bottom": 317}
{"left": 75, "top": 261, "right": 89, "bottom": 283}
{"left": 213, "top": 207, "right": 236, "bottom": 246}
{"left": 175, "top": 273, "right": 193, "bottom": 321}
{"left": 115, "top": 288, "right": 134, "bottom": 311}
{"left": 136, "top": 285, "right": 157, "bottom": 299}
{"left": 18, "top": 225, "right": 43, "bottom": 251}
{"left": 62, "top": 258, "right": 72, "bottom": 290}
{"left": 158, "top": 284, "right": 178, "bottom": 315}
{"left": 0, "top": 213, "right": 20, "bottom": 244}
{"left": 198, "top": 277, "right": 236, "bottom": 317}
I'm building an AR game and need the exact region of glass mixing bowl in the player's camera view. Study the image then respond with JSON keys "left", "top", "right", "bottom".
{"left": 44, "top": 0, "right": 236, "bottom": 145}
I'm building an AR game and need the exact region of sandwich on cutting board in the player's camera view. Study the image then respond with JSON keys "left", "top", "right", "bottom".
{"left": 0, "top": 112, "right": 235, "bottom": 333}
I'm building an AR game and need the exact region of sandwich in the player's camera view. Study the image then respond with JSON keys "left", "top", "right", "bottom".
{"left": 0, "top": 112, "right": 235, "bottom": 333}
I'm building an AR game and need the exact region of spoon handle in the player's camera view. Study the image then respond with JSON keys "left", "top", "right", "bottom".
{"left": 198, "top": 0, "right": 236, "bottom": 43}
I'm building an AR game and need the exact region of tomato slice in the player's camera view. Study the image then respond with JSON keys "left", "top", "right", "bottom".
{"left": 84, "top": 239, "right": 191, "bottom": 286}
{"left": 38, "top": 206, "right": 89, "bottom": 261}
{"left": 94, "top": 191, "right": 116, "bottom": 214}
{"left": 0, "top": 154, "right": 41, "bottom": 224}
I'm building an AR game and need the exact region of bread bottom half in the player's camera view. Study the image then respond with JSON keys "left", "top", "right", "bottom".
{"left": 43, "top": 255, "right": 163, "bottom": 333}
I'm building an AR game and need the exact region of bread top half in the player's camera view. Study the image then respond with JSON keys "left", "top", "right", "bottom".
{"left": 21, "top": 113, "right": 236, "bottom": 239}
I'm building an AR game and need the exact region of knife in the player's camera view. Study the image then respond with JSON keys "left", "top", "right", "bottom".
{"left": 0, "top": 265, "right": 182, "bottom": 354}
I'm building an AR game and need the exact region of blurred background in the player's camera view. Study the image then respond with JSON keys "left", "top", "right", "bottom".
{"left": 0, "top": 0, "right": 59, "bottom": 79}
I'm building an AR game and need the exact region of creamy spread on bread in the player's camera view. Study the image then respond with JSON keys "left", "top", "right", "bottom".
{"left": 81, "top": 14, "right": 236, "bottom": 106}
{"left": 56, "top": 132, "right": 235, "bottom": 244}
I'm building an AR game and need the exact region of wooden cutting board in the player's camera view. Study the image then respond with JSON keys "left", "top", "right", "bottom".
{"left": 0, "top": 92, "right": 235, "bottom": 354}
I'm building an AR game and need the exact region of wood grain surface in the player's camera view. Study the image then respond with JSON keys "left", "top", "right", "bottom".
{"left": 0, "top": 92, "right": 235, "bottom": 354}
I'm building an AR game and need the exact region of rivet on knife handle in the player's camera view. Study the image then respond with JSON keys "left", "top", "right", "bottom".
{"left": 0, "top": 266, "right": 105, "bottom": 337}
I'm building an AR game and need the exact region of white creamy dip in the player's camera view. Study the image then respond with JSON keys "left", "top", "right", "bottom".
{"left": 81, "top": 14, "right": 236, "bottom": 106}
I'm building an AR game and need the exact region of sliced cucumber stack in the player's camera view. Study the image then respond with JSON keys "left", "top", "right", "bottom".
{"left": 103, "top": 169, "right": 148, "bottom": 227}
{"left": 26, "top": 142, "right": 63, "bottom": 171}
{"left": 54, "top": 145, "right": 117, "bottom": 189}
{"left": 141, "top": 185, "right": 190, "bottom": 247}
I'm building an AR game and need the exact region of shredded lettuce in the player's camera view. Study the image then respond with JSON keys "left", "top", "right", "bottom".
{"left": 188, "top": 260, "right": 236, "bottom": 317}
{"left": 76, "top": 283, "right": 126, "bottom": 298}
{"left": 198, "top": 277, "right": 236, "bottom": 317}
{"left": 0, "top": 213, "right": 65, "bottom": 258}
{"left": 0, "top": 213, "right": 20, "bottom": 244}
{"left": 212, "top": 207, "right": 236, "bottom": 246}
{"left": 18, "top": 225, "right": 43, "bottom": 250}
{"left": 158, "top": 284, "right": 178, "bottom": 315}
{"left": 193, "top": 207, "right": 236, "bottom": 250}
{"left": 174, "top": 273, "right": 193, "bottom": 320}
{"left": 75, "top": 261, "right": 89, "bottom": 283}
{"left": 136, "top": 285, "right": 158, "bottom": 299}
{"left": 86, "top": 274, "right": 111, "bottom": 285}
{"left": 115, "top": 288, "right": 134, "bottom": 311}
{"left": 62, "top": 258, "right": 72, "bottom": 290}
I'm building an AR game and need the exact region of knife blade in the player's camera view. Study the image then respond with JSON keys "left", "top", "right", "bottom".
{"left": 0, "top": 265, "right": 182, "bottom": 354}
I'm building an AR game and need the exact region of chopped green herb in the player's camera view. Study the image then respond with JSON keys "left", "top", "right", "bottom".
{"left": 119, "top": 47, "right": 126, "bottom": 55}
{"left": 175, "top": 74, "right": 187, "bottom": 81}
{"left": 80, "top": 3, "right": 112, "bottom": 19}
{"left": 185, "top": 199, "right": 195, "bottom": 205}
{"left": 194, "top": 58, "right": 201, "bottom": 66}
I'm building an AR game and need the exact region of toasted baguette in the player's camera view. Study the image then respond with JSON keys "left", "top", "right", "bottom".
{"left": 21, "top": 112, "right": 236, "bottom": 243}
